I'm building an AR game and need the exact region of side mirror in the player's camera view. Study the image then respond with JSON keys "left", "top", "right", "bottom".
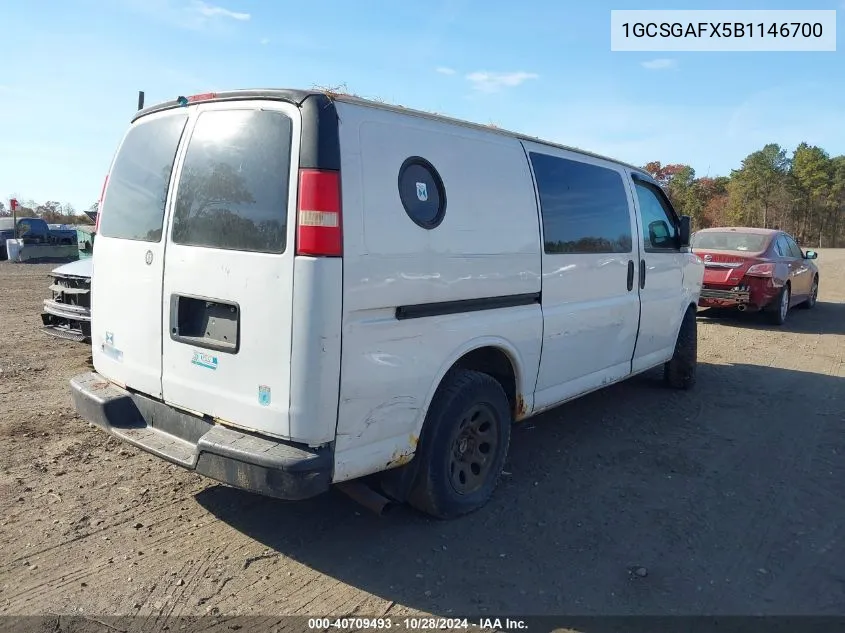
{"left": 678, "top": 215, "right": 691, "bottom": 248}
{"left": 648, "top": 220, "right": 672, "bottom": 248}
{"left": 804, "top": 250, "right": 818, "bottom": 260}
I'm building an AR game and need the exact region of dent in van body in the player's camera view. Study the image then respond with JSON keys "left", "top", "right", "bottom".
{"left": 331, "top": 324, "right": 541, "bottom": 483}
{"left": 330, "top": 102, "right": 543, "bottom": 483}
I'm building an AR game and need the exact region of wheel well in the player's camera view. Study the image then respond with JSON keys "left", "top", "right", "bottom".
{"left": 452, "top": 346, "right": 521, "bottom": 419}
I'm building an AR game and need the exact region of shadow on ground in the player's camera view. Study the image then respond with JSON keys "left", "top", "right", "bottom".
{"left": 698, "top": 301, "right": 845, "bottom": 336}
{"left": 196, "top": 361, "right": 845, "bottom": 617}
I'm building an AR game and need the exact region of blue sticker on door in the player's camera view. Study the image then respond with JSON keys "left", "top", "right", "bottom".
{"left": 191, "top": 351, "right": 218, "bottom": 370}
{"left": 258, "top": 385, "right": 271, "bottom": 406}
{"left": 102, "top": 331, "right": 123, "bottom": 362}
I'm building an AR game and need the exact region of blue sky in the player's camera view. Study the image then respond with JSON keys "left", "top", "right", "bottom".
{"left": 1, "top": 0, "right": 842, "bottom": 211}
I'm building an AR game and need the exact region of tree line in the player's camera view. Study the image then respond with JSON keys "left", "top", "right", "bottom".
{"left": 4, "top": 140, "right": 843, "bottom": 247}
{"left": 0, "top": 199, "right": 98, "bottom": 224}
{"left": 646, "top": 142, "right": 845, "bottom": 248}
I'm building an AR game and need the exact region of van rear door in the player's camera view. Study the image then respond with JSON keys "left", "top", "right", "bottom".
{"left": 92, "top": 110, "right": 190, "bottom": 398}
{"left": 160, "top": 101, "right": 301, "bottom": 440}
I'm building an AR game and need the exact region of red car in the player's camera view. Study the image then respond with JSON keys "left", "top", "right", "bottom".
{"left": 691, "top": 227, "right": 819, "bottom": 325}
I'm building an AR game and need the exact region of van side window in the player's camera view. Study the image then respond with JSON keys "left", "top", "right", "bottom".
{"left": 172, "top": 110, "right": 293, "bottom": 254}
{"left": 398, "top": 157, "right": 446, "bottom": 229}
{"left": 529, "top": 152, "right": 632, "bottom": 254}
{"left": 633, "top": 180, "right": 680, "bottom": 252}
{"left": 99, "top": 113, "right": 189, "bottom": 242}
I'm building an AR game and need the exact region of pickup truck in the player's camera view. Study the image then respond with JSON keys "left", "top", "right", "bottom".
{"left": 47, "top": 223, "right": 81, "bottom": 245}
{"left": 0, "top": 217, "right": 78, "bottom": 259}
{"left": 41, "top": 257, "right": 93, "bottom": 342}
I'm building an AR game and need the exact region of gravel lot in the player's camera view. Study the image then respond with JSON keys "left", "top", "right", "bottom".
{"left": 1, "top": 251, "right": 844, "bottom": 627}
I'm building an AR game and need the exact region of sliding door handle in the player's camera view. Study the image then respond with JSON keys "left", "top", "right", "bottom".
{"left": 639, "top": 259, "right": 647, "bottom": 289}
{"left": 627, "top": 260, "right": 635, "bottom": 291}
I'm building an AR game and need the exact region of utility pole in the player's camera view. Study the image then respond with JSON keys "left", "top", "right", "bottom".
{"left": 10, "top": 198, "right": 18, "bottom": 239}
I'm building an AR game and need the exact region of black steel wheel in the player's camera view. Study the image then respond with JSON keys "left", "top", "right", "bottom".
{"left": 448, "top": 403, "right": 500, "bottom": 496}
{"left": 408, "top": 369, "right": 511, "bottom": 519}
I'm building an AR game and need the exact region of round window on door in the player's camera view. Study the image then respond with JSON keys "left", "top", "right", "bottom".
{"left": 398, "top": 157, "right": 446, "bottom": 229}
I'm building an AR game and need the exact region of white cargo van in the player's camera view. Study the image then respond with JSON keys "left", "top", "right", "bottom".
{"left": 71, "top": 89, "right": 704, "bottom": 518}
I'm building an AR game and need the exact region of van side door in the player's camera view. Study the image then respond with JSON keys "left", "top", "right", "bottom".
{"left": 628, "top": 174, "right": 687, "bottom": 373}
{"left": 523, "top": 143, "right": 641, "bottom": 410}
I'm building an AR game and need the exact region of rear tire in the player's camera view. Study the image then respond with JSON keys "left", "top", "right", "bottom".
{"left": 408, "top": 369, "right": 511, "bottom": 519}
{"left": 799, "top": 276, "right": 818, "bottom": 310}
{"left": 664, "top": 307, "right": 697, "bottom": 390}
{"left": 768, "top": 283, "right": 791, "bottom": 325}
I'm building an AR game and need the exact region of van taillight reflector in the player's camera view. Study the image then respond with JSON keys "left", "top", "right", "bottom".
{"left": 296, "top": 169, "right": 342, "bottom": 257}
{"left": 95, "top": 174, "right": 108, "bottom": 233}
{"left": 188, "top": 92, "right": 217, "bottom": 102}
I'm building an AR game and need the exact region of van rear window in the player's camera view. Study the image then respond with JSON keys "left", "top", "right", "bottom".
{"left": 99, "top": 113, "right": 189, "bottom": 242}
{"left": 171, "top": 110, "right": 293, "bottom": 254}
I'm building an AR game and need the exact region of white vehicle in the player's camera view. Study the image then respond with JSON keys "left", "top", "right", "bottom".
{"left": 41, "top": 257, "right": 93, "bottom": 342}
{"left": 71, "top": 89, "right": 704, "bottom": 518}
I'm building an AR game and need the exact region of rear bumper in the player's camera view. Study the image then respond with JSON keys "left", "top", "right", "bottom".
{"left": 698, "top": 287, "right": 752, "bottom": 307}
{"left": 699, "top": 280, "right": 779, "bottom": 310}
{"left": 70, "top": 372, "right": 333, "bottom": 501}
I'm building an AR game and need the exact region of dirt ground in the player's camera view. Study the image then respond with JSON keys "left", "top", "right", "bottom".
{"left": 1, "top": 251, "right": 844, "bottom": 628}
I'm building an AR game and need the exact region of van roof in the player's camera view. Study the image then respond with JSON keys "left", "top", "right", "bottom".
{"left": 132, "top": 88, "right": 652, "bottom": 178}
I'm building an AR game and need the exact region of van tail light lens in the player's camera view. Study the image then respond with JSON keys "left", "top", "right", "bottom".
{"left": 95, "top": 174, "right": 108, "bottom": 233}
{"left": 296, "top": 169, "right": 342, "bottom": 257}
{"left": 746, "top": 263, "right": 775, "bottom": 277}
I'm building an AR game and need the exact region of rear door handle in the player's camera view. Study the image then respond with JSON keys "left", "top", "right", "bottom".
{"left": 639, "top": 259, "right": 646, "bottom": 289}
{"left": 627, "top": 260, "right": 635, "bottom": 291}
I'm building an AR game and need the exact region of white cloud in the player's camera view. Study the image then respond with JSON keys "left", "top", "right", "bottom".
{"left": 436, "top": 67, "right": 457, "bottom": 75}
{"left": 465, "top": 71, "right": 538, "bottom": 93}
{"left": 120, "top": 0, "right": 250, "bottom": 29}
{"left": 641, "top": 58, "right": 678, "bottom": 70}
{"left": 192, "top": 0, "right": 250, "bottom": 21}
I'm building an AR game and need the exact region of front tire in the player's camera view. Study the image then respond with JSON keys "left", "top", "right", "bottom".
{"left": 768, "top": 283, "right": 791, "bottom": 325}
{"left": 664, "top": 307, "right": 697, "bottom": 390}
{"left": 408, "top": 369, "right": 511, "bottom": 519}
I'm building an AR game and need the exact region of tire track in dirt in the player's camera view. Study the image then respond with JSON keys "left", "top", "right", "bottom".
{"left": 2, "top": 255, "right": 845, "bottom": 618}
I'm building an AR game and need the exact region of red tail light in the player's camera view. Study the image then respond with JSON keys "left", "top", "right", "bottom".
{"left": 95, "top": 174, "right": 108, "bottom": 233}
{"left": 746, "top": 262, "right": 775, "bottom": 277}
{"left": 296, "top": 169, "right": 342, "bottom": 257}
